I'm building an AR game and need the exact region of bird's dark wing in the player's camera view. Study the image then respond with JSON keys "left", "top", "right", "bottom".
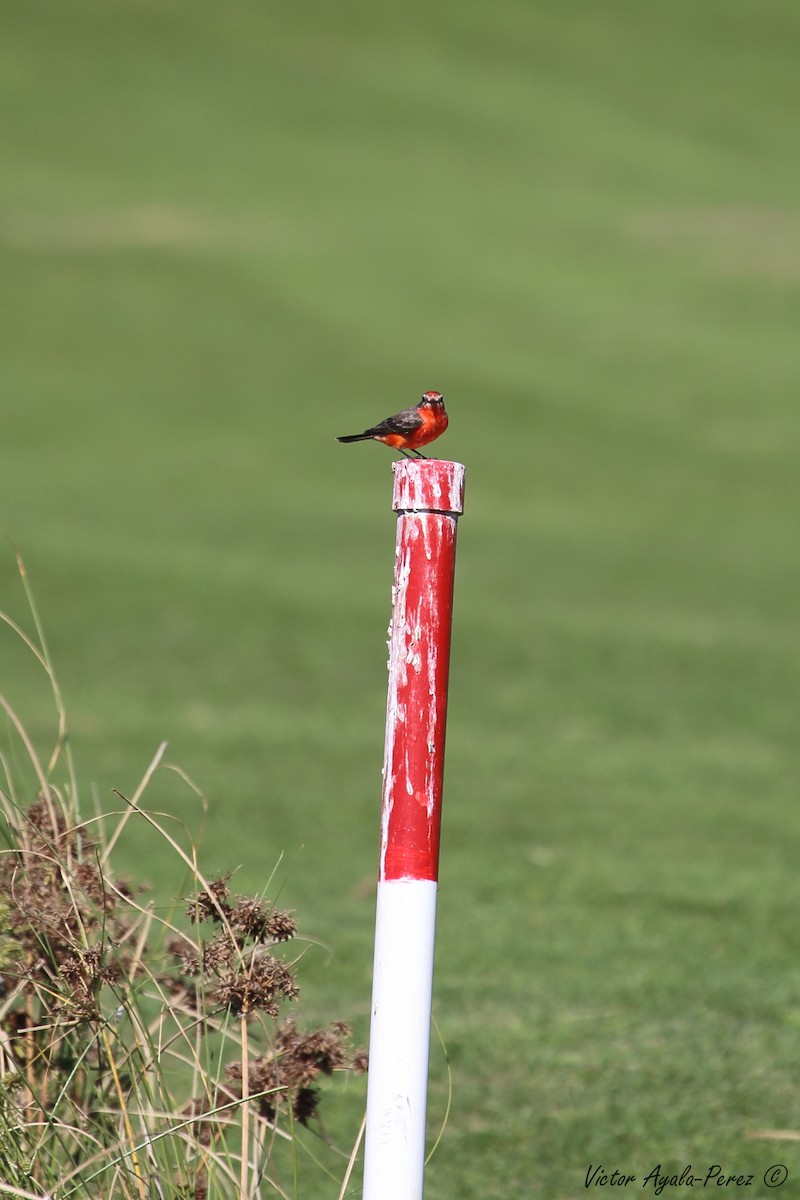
{"left": 365, "top": 406, "right": 424, "bottom": 437}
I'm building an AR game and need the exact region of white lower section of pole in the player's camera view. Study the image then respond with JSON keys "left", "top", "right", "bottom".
{"left": 363, "top": 878, "right": 438, "bottom": 1200}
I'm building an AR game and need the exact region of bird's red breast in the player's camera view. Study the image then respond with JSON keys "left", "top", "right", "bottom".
{"left": 377, "top": 392, "right": 448, "bottom": 450}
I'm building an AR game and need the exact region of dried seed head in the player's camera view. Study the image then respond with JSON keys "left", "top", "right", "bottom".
{"left": 276, "top": 1017, "right": 350, "bottom": 1083}
{"left": 201, "top": 930, "right": 237, "bottom": 974}
{"left": 226, "top": 897, "right": 297, "bottom": 945}
{"left": 352, "top": 1048, "right": 369, "bottom": 1074}
{"left": 292, "top": 1086, "right": 319, "bottom": 1125}
{"left": 187, "top": 873, "right": 233, "bottom": 925}
{"left": 167, "top": 934, "right": 201, "bottom": 977}
{"left": 213, "top": 952, "right": 298, "bottom": 1018}
{"left": 228, "top": 897, "right": 270, "bottom": 941}
{"left": 266, "top": 908, "right": 297, "bottom": 943}
{"left": 225, "top": 1017, "right": 367, "bottom": 1127}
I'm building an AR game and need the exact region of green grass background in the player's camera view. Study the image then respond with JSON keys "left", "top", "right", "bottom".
{"left": 3, "top": 0, "right": 800, "bottom": 1195}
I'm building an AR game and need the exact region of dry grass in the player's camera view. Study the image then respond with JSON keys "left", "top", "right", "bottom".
{"left": 0, "top": 559, "right": 366, "bottom": 1200}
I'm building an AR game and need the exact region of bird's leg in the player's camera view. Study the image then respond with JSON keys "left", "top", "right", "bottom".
{"left": 412, "top": 449, "right": 428, "bottom": 459}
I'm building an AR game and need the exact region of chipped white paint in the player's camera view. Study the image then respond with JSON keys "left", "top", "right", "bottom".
{"left": 391, "top": 458, "right": 466, "bottom": 517}
{"left": 379, "top": 533, "right": 414, "bottom": 881}
{"left": 378, "top": 508, "right": 461, "bottom": 881}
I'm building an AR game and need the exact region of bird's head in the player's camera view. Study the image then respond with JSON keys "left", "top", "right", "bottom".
{"left": 421, "top": 390, "right": 445, "bottom": 408}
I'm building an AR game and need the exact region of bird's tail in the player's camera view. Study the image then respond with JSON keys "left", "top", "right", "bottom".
{"left": 337, "top": 433, "right": 371, "bottom": 443}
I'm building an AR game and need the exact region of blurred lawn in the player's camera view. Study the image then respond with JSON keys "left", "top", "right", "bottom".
{"left": 3, "top": 0, "right": 800, "bottom": 1196}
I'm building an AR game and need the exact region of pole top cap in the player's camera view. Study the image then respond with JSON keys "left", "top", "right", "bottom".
{"left": 391, "top": 460, "right": 466, "bottom": 516}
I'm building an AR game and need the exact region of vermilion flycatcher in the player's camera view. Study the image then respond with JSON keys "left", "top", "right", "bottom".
{"left": 337, "top": 391, "right": 448, "bottom": 458}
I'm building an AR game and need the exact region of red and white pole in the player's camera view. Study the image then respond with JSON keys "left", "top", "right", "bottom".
{"left": 363, "top": 458, "right": 466, "bottom": 1200}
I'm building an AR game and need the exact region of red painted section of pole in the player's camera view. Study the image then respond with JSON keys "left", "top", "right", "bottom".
{"left": 380, "top": 460, "right": 466, "bottom": 883}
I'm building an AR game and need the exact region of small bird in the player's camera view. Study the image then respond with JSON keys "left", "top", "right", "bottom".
{"left": 337, "top": 391, "right": 448, "bottom": 459}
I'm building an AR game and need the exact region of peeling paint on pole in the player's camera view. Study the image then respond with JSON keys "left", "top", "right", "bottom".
{"left": 379, "top": 459, "right": 465, "bottom": 883}
{"left": 364, "top": 458, "right": 465, "bottom": 1200}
